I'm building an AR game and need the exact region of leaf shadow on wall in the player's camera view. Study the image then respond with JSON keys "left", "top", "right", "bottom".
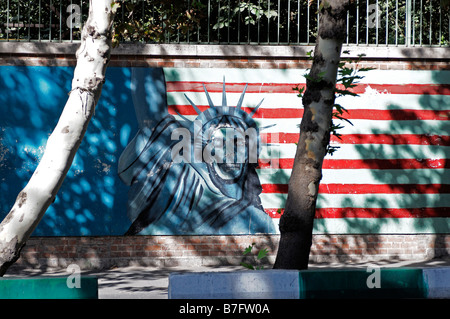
{"left": 0, "top": 66, "right": 136, "bottom": 236}
{"left": 312, "top": 68, "right": 450, "bottom": 262}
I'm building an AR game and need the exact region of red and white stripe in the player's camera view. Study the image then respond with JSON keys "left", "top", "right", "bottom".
{"left": 164, "top": 68, "right": 450, "bottom": 234}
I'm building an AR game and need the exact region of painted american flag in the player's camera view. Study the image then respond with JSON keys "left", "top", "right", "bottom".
{"left": 163, "top": 68, "right": 450, "bottom": 235}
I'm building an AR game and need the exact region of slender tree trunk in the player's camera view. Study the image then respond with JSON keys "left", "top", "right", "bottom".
{"left": 273, "top": 0, "right": 349, "bottom": 270}
{"left": 0, "top": 0, "right": 115, "bottom": 276}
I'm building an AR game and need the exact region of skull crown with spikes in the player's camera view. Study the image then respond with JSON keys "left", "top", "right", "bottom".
{"left": 177, "top": 77, "right": 275, "bottom": 157}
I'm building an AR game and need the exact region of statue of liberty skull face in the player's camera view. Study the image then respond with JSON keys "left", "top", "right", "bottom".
{"left": 171, "top": 81, "right": 265, "bottom": 202}
{"left": 118, "top": 68, "right": 276, "bottom": 235}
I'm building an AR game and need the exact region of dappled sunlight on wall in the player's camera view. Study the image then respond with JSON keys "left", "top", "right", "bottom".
{"left": 0, "top": 66, "right": 136, "bottom": 235}
{"left": 315, "top": 70, "right": 450, "bottom": 236}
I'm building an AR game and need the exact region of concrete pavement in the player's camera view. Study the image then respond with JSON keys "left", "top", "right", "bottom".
{"left": 3, "top": 257, "right": 450, "bottom": 299}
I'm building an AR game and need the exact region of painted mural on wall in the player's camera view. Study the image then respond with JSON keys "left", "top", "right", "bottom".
{"left": 117, "top": 68, "right": 275, "bottom": 235}
{"left": 0, "top": 65, "right": 449, "bottom": 236}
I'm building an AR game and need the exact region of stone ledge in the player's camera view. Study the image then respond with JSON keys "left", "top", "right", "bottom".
{"left": 0, "top": 42, "right": 448, "bottom": 60}
{"left": 169, "top": 270, "right": 300, "bottom": 299}
{"left": 168, "top": 267, "right": 450, "bottom": 299}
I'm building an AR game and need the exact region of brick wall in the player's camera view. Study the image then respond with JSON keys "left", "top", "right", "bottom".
{"left": 0, "top": 42, "right": 449, "bottom": 70}
{"left": 14, "top": 234, "right": 450, "bottom": 270}
{"left": 1, "top": 43, "right": 449, "bottom": 270}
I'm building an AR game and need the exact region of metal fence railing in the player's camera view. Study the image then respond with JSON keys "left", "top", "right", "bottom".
{"left": 0, "top": 0, "right": 448, "bottom": 46}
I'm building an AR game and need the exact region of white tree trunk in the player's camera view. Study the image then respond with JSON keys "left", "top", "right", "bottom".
{"left": 0, "top": 0, "right": 115, "bottom": 276}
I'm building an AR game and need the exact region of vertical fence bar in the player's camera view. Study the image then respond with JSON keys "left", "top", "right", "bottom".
{"left": 70, "top": 0, "right": 74, "bottom": 42}
{"left": 267, "top": 0, "right": 270, "bottom": 44}
{"left": 277, "top": 0, "right": 280, "bottom": 44}
{"left": 207, "top": 0, "right": 210, "bottom": 43}
{"left": 237, "top": 0, "right": 241, "bottom": 44}
{"left": 395, "top": 0, "right": 398, "bottom": 45}
{"left": 217, "top": 0, "right": 220, "bottom": 43}
{"left": 385, "top": 0, "right": 388, "bottom": 45}
{"left": 439, "top": 2, "right": 442, "bottom": 46}
{"left": 38, "top": 0, "right": 41, "bottom": 42}
{"left": 257, "top": 0, "right": 261, "bottom": 44}
{"left": 17, "top": 1, "right": 20, "bottom": 41}
{"left": 356, "top": 0, "right": 359, "bottom": 45}
{"left": 406, "top": 0, "right": 411, "bottom": 46}
{"left": 28, "top": 2, "right": 31, "bottom": 41}
{"left": 346, "top": 9, "right": 349, "bottom": 44}
{"left": 317, "top": 0, "right": 319, "bottom": 39}
{"left": 186, "top": 0, "right": 190, "bottom": 43}
{"left": 247, "top": 2, "right": 251, "bottom": 43}
{"left": 50, "top": 0, "right": 52, "bottom": 42}
{"left": 412, "top": 0, "right": 415, "bottom": 46}
{"left": 429, "top": 0, "right": 432, "bottom": 45}
{"left": 366, "top": 0, "right": 368, "bottom": 45}
{"left": 81, "top": 0, "right": 83, "bottom": 41}
{"left": 228, "top": 0, "right": 231, "bottom": 44}
{"left": 376, "top": 0, "right": 379, "bottom": 45}
{"left": 59, "top": 1, "right": 62, "bottom": 42}
{"left": 197, "top": 1, "right": 200, "bottom": 43}
{"left": 297, "top": 0, "right": 300, "bottom": 44}
{"left": 6, "top": 0, "right": 9, "bottom": 42}
{"left": 248, "top": 6, "right": 251, "bottom": 44}
{"left": 287, "top": 0, "right": 290, "bottom": 44}
{"left": 419, "top": 0, "right": 422, "bottom": 46}
{"left": 307, "top": 0, "right": 310, "bottom": 44}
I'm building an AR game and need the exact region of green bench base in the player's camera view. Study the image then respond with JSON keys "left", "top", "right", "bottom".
{"left": 299, "top": 268, "right": 425, "bottom": 299}
{"left": 0, "top": 276, "right": 98, "bottom": 299}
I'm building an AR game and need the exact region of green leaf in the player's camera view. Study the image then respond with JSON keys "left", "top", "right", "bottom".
{"left": 243, "top": 244, "right": 255, "bottom": 255}
{"left": 333, "top": 103, "right": 348, "bottom": 115}
{"left": 293, "top": 85, "right": 305, "bottom": 98}
{"left": 358, "top": 67, "right": 376, "bottom": 72}
{"left": 335, "top": 88, "right": 358, "bottom": 97}
{"left": 334, "top": 115, "right": 354, "bottom": 126}
{"left": 339, "top": 68, "right": 353, "bottom": 76}
{"left": 240, "top": 262, "right": 255, "bottom": 270}
{"left": 327, "top": 145, "right": 341, "bottom": 155}
{"left": 304, "top": 73, "right": 322, "bottom": 83}
{"left": 257, "top": 248, "right": 269, "bottom": 260}
{"left": 317, "top": 71, "right": 327, "bottom": 78}
{"left": 330, "top": 123, "right": 345, "bottom": 131}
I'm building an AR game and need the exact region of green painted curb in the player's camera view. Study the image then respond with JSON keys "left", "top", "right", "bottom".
{"left": 0, "top": 276, "right": 98, "bottom": 299}
{"left": 299, "top": 268, "right": 426, "bottom": 299}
